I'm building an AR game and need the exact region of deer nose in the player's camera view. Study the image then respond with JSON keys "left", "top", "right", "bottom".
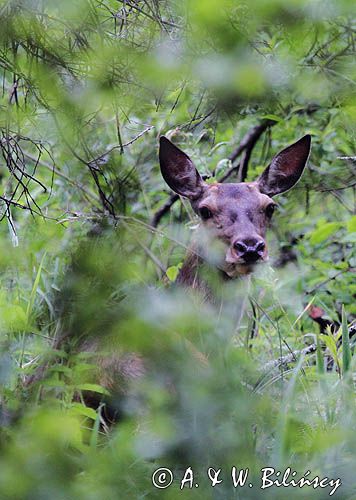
{"left": 233, "top": 238, "right": 265, "bottom": 263}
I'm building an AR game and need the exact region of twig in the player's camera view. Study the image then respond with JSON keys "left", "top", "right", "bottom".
{"left": 317, "top": 182, "right": 356, "bottom": 192}
{"left": 122, "top": 220, "right": 166, "bottom": 274}
{"left": 23, "top": 152, "right": 99, "bottom": 204}
{"left": 306, "top": 268, "right": 355, "bottom": 294}
{"left": 151, "top": 193, "right": 179, "bottom": 228}
{"left": 220, "top": 119, "right": 276, "bottom": 182}
{"left": 118, "top": 0, "right": 180, "bottom": 29}
{"left": 92, "top": 125, "right": 154, "bottom": 164}
{"left": 262, "top": 344, "right": 316, "bottom": 372}
{"left": 237, "top": 147, "right": 252, "bottom": 183}
{"left": 0, "top": 131, "right": 50, "bottom": 218}
{"left": 0, "top": 196, "right": 57, "bottom": 220}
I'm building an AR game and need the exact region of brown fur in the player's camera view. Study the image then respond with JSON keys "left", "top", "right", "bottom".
{"left": 159, "top": 134, "right": 311, "bottom": 288}
{"left": 24, "top": 135, "right": 311, "bottom": 423}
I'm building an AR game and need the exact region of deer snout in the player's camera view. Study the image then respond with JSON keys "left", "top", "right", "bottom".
{"left": 233, "top": 237, "right": 265, "bottom": 264}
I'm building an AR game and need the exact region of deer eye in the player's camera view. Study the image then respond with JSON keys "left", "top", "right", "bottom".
{"left": 265, "top": 203, "right": 276, "bottom": 218}
{"left": 199, "top": 207, "right": 213, "bottom": 220}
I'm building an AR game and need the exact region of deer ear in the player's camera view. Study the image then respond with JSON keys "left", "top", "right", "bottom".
{"left": 257, "top": 135, "right": 311, "bottom": 197}
{"left": 159, "top": 136, "right": 206, "bottom": 199}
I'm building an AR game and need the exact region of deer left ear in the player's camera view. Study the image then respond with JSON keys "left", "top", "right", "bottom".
{"left": 159, "top": 136, "right": 206, "bottom": 199}
{"left": 257, "top": 135, "right": 311, "bottom": 197}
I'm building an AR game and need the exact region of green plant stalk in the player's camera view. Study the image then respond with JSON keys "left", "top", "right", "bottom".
{"left": 341, "top": 305, "right": 351, "bottom": 376}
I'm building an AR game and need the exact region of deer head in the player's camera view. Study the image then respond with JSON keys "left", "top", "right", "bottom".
{"left": 159, "top": 134, "right": 311, "bottom": 277}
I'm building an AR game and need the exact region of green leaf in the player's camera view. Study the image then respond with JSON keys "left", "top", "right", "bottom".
{"left": 320, "top": 333, "right": 338, "bottom": 362}
{"left": 309, "top": 222, "right": 341, "bottom": 245}
{"left": 347, "top": 216, "right": 356, "bottom": 233}
{"left": 26, "top": 252, "right": 47, "bottom": 325}
{"left": 42, "top": 379, "right": 67, "bottom": 388}
{"left": 48, "top": 365, "right": 72, "bottom": 375}
{"left": 0, "top": 305, "right": 27, "bottom": 332}
{"left": 76, "top": 383, "right": 110, "bottom": 396}
{"left": 261, "top": 114, "right": 283, "bottom": 123}
{"left": 166, "top": 264, "right": 182, "bottom": 282}
{"left": 70, "top": 403, "right": 98, "bottom": 421}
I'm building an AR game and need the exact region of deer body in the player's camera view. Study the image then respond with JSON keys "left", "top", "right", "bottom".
{"left": 159, "top": 134, "right": 311, "bottom": 289}
{"left": 25, "top": 133, "right": 312, "bottom": 423}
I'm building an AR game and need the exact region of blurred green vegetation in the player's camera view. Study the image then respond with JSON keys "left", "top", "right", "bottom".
{"left": 0, "top": 0, "right": 355, "bottom": 498}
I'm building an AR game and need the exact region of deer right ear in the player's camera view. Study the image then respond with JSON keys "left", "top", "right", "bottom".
{"left": 159, "top": 136, "right": 206, "bottom": 199}
{"left": 257, "top": 135, "right": 311, "bottom": 197}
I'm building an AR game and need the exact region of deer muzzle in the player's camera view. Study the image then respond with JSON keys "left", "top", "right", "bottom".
{"left": 225, "top": 236, "right": 267, "bottom": 275}
{"left": 232, "top": 237, "right": 266, "bottom": 264}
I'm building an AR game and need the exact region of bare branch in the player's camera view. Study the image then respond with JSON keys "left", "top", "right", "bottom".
{"left": 261, "top": 344, "right": 316, "bottom": 372}
{"left": 151, "top": 193, "right": 179, "bottom": 228}
{"left": 219, "top": 119, "right": 276, "bottom": 182}
{"left": 92, "top": 125, "right": 154, "bottom": 164}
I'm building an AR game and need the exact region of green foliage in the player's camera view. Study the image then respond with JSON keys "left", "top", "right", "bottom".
{"left": 0, "top": 0, "right": 355, "bottom": 498}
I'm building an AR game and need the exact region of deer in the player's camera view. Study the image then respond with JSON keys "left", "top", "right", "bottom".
{"left": 22, "top": 134, "right": 312, "bottom": 427}
{"left": 159, "top": 134, "right": 311, "bottom": 293}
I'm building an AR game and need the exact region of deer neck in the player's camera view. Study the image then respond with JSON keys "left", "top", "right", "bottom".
{"left": 176, "top": 243, "right": 233, "bottom": 300}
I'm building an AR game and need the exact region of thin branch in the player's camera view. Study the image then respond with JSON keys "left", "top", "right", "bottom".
{"left": 306, "top": 268, "right": 355, "bottom": 294}
{"left": 23, "top": 152, "right": 99, "bottom": 204}
{"left": 122, "top": 220, "right": 166, "bottom": 274}
{"left": 220, "top": 119, "right": 276, "bottom": 182}
{"left": 0, "top": 196, "right": 56, "bottom": 220}
{"left": 118, "top": 0, "right": 180, "bottom": 29}
{"left": 151, "top": 193, "right": 179, "bottom": 228}
{"left": 237, "top": 147, "right": 252, "bottom": 183}
{"left": 92, "top": 125, "right": 154, "bottom": 164}
{"left": 261, "top": 344, "right": 316, "bottom": 372}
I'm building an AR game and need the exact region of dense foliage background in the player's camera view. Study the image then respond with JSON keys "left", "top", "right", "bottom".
{"left": 0, "top": 0, "right": 355, "bottom": 498}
